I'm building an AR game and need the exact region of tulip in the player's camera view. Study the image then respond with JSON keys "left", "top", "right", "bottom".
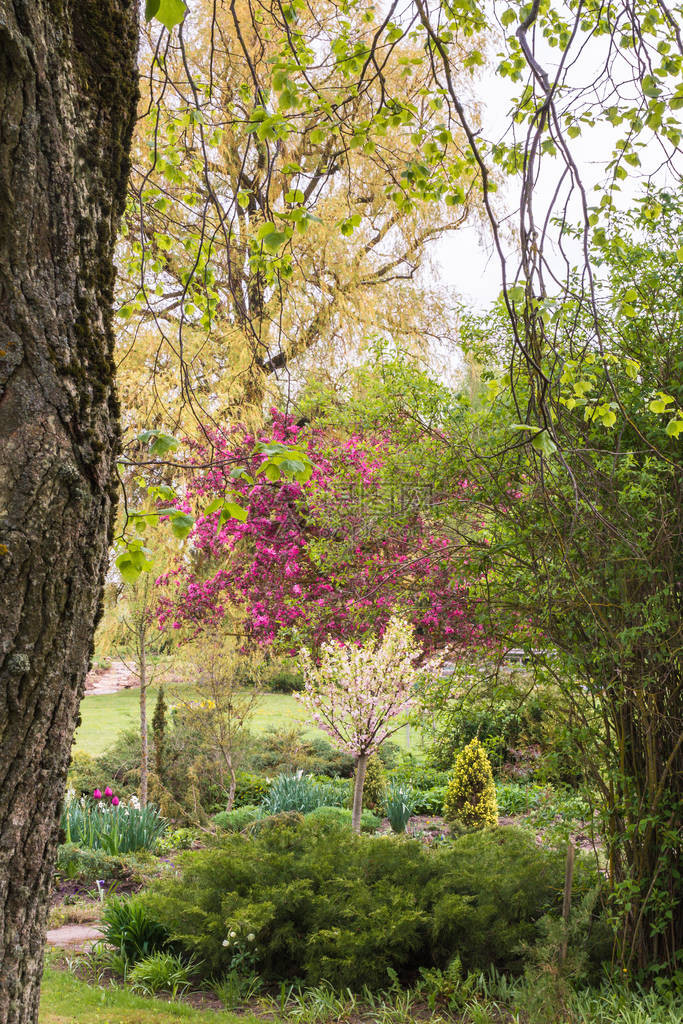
{"left": 111, "top": 795, "right": 120, "bottom": 806}
{"left": 104, "top": 786, "right": 113, "bottom": 798}
{"left": 93, "top": 789, "right": 102, "bottom": 800}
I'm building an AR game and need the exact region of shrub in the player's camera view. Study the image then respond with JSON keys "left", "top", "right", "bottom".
{"left": 101, "top": 895, "right": 168, "bottom": 965}
{"left": 247, "top": 727, "right": 355, "bottom": 778}
{"left": 384, "top": 781, "right": 416, "bottom": 833}
{"left": 143, "top": 819, "right": 605, "bottom": 989}
{"left": 155, "top": 827, "right": 201, "bottom": 853}
{"left": 55, "top": 844, "right": 151, "bottom": 886}
{"left": 233, "top": 771, "right": 271, "bottom": 808}
{"left": 362, "top": 755, "right": 387, "bottom": 810}
{"left": 61, "top": 794, "right": 167, "bottom": 853}
{"left": 213, "top": 806, "right": 262, "bottom": 832}
{"left": 129, "top": 951, "right": 198, "bottom": 996}
{"left": 411, "top": 785, "right": 447, "bottom": 815}
{"left": 443, "top": 739, "right": 498, "bottom": 829}
{"left": 305, "top": 806, "right": 381, "bottom": 833}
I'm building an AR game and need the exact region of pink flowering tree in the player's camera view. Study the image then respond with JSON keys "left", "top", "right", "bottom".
{"left": 298, "top": 617, "right": 421, "bottom": 833}
{"left": 156, "top": 411, "right": 484, "bottom": 653}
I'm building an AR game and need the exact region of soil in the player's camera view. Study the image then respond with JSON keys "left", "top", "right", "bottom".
{"left": 85, "top": 659, "right": 138, "bottom": 695}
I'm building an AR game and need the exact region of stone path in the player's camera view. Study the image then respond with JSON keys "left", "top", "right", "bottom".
{"left": 46, "top": 924, "right": 103, "bottom": 948}
{"left": 85, "top": 659, "right": 137, "bottom": 695}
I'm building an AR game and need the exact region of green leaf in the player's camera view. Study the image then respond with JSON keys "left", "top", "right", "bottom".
{"left": 116, "top": 553, "right": 140, "bottom": 584}
{"left": 601, "top": 410, "right": 617, "bottom": 427}
{"left": 220, "top": 502, "right": 248, "bottom": 524}
{"left": 203, "top": 497, "right": 224, "bottom": 515}
{"left": 531, "top": 431, "right": 558, "bottom": 457}
{"left": 170, "top": 512, "right": 195, "bottom": 539}
{"left": 138, "top": 430, "right": 180, "bottom": 456}
{"left": 262, "top": 231, "right": 288, "bottom": 253}
{"left": 649, "top": 393, "right": 674, "bottom": 414}
{"left": 676, "top": 247, "right": 683, "bottom": 264}
{"left": 154, "top": 0, "right": 186, "bottom": 30}
{"left": 145, "top": 0, "right": 161, "bottom": 20}
{"left": 664, "top": 417, "right": 683, "bottom": 438}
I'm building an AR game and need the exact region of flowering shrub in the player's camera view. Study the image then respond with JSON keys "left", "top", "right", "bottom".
{"left": 443, "top": 739, "right": 498, "bottom": 829}
{"left": 61, "top": 789, "right": 167, "bottom": 854}
{"left": 156, "top": 413, "right": 482, "bottom": 652}
{"left": 298, "top": 617, "right": 421, "bottom": 831}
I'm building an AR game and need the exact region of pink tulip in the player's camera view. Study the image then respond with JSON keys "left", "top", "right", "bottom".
{"left": 111, "top": 795, "right": 120, "bottom": 806}
{"left": 104, "top": 786, "right": 113, "bottom": 798}
{"left": 93, "top": 789, "right": 102, "bottom": 800}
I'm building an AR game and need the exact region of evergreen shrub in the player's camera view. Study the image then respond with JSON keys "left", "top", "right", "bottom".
{"left": 142, "top": 820, "right": 606, "bottom": 989}
{"left": 443, "top": 738, "right": 498, "bottom": 828}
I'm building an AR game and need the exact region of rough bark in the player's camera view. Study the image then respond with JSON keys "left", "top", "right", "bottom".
{"left": 0, "top": 2, "right": 138, "bottom": 1021}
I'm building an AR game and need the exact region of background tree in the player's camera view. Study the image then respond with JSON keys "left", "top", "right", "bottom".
{"left": 343, "top": 196, "right": 682, "bottom": 970}
{"left": 0, "top": 2, "right": 138, "bottom": 1021}
{"left": 179, "top": 629, "right": 261, "bottom": 812}
{"left": 298, "top": 617, "right": 420, "bottom": 832}
{"left": 115, "top": 0, "right": 483, "bottom": 434}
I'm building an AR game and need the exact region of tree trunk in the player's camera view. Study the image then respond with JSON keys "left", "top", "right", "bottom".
{"left": 139, "top": 624, "right": 148, "bottom": 809}
{"left": 351, "top": 753, "right": 369, "bottom": 834}
{"left": 0, "top": 3, "right": 138, "bottom": 1021}
{"left": 227, "top": 757, "right": 237, "bottom": 813}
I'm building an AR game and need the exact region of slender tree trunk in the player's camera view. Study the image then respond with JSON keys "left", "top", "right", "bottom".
{"left": 139, "top": 623, "right": 148, "bottom": 809}
{"left": 351, "top": 753, "right": 369, "bottom": 834}
{"left": 0, "top": 3, "right": 138, "bottom": 1021}
{"left": 227, "top": 755, "right": 237, "bottom": 813}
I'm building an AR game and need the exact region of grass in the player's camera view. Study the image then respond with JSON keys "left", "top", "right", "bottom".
{"left": 39, "top": 967, "right": 267, "bottom": 1024}
{"left": 73, "top": 685, "right": 419, "bottom": 758}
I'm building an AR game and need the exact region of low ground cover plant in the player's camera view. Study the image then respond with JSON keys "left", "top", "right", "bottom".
{"left": 141, "top": 818, "right": 609, "bottom": 990}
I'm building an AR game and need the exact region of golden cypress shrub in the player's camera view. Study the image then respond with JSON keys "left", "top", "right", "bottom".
{"left": 443, "top": 738, "right": 498, "bottom": 828}
{"left": 362, "top": 754, "right": 387, "bottom": 810}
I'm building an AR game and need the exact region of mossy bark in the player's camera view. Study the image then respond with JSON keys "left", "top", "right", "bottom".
{"left": 0, "top": 2, "right": 138, "bottom": 1021}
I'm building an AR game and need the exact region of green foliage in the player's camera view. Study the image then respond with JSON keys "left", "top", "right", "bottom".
{"left": 101, "top": 895, "right": 169, "bottom": 966}
{"left": 142, "top": 820, "right": 606, "bottom": 989}
{"left": 247, "top": 727, "right": 354, "bottom": 778}
{"left": 152, "top": 686, "right": 167, "bottom": 778}
{"left": 411, "top": 785, "right": 447, "bottom": 815}
{"left": 384, "top": 780, "right": 416, "bottom": 833}
{"left": 155, "top": 827, "right": 201, "bottom": 853}
{"left": 233, "top": 771, "right": 271, "bottom": 809}
{"left": 362, "top": 755, "right": 386, "bottom": 810}
{"left": 55, "top": 843, "right": 153, "bottom": 886}
{"left": 66, "top": 752, "right": 109, "bottom": 799}
{"left": 129, "top": 951, "right": 198, "bottom": 997}
{"left": 61, "top": 795, "right": 167, "bottom": 854}
{"left": 260, "top": 772, "right": 346, "bottom": 815}
{"left": 443, "top": 739, "right": 498, "bottom": 829}
{"left": 212, "top": 806, "right": 262, "bottom": 832}
{"left": 305, "top": 805, "right": 381, "bottom": 834}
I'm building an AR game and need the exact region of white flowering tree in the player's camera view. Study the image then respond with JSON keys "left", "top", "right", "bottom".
{"left": 298, "top": 618, "right": 420, "bottom": 833}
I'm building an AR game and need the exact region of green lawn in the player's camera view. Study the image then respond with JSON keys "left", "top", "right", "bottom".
{"left": 39, "top": 967, "right": 267, "bottom": 1024}
{"left": 74, "top": 685, "right": 419, "bottom": 757}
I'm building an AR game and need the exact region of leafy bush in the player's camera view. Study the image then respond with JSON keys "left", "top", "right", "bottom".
{"left": 213, "top": 806, "right": 262, "bottom": 832}
{"left": 101, "top": 895, "right": 168, "bottom": 965}
{"left": 61, "top": 794, "right": 167, "bottom": 853}
{"left": 129, "top": 951, "right": 198, "bottom": 996}
{"left": 495, "top": 782, "right": 592, "bottom": 828}
{"left": 233, "top": 771, "right": 272, "bottom": 808}
{"left": 443, "top": 739, "right": 498, "bottom": 829}
{"left": 143, "top": 820, "right": 607, "bottom": 989}
{"left": 411, "top": 785, "right": 447, "bottom": 815}
{"left": 247, "top": 727, "right": 355, "bottom": 778}
{"left": 362, "top": 755, "right": 387, "bottom": 810}
{"left": 305, "top": 805, "right": 381, "bottom": 833}
{"left": 384, "top": 781, "right": 416, "bottom": 833}
{"left": 155, "top": 827, "right": 201, "bottom": 853}
{"left": 260, "top": 772, "right": 345, "bottom": 815}
{"left": 55, "top": 843, "right": 153, "bottom": 886}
